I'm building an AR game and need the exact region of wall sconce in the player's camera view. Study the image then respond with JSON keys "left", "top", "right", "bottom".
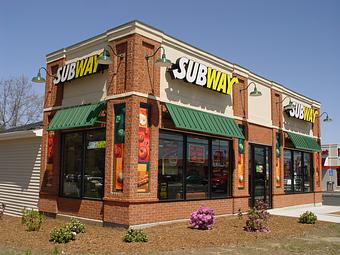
{"left": 276, "top": 96, "right": 294, "bottom": 112}
{"left": 97, "top": 45, "right": 124, "bottom": 65}
{"left": 318, "top": 112, "right": 333, "bottom": 122}
{"left": 145, "top": 46, "right": 172, "bottom": 68}
{"left": 240, "top": 81, "right": 262, "bottom": 97}
{"left": 32, "top": 67, "right": 55, "bottom": 83}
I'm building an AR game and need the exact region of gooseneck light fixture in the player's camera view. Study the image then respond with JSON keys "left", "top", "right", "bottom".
{"left": 32, "top": 67, "right": 55, "bottom": 83}
{"left": 318, "top": 112, "right": 333, "bottom": 123}
{"left": 145, "top": 46, "right": 172, "bottom": 68}
{"left": 276, "top": 96, "right": 294, "bottom": 112}
{"left": 240, "top": 81, "right": 262, "bottom": 97}
{"left": 97, "top": 44, "right": 124, "bottom": 65}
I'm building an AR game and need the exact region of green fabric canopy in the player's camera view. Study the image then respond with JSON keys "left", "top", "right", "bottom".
{"left": 166, "top": 103, "right": 244, "bottom": 139}
{"left": 47, "top": 102, "right": 106, "bottom": 131}
{"left": 287, "top": 132, "right": 321, "bottom": 152}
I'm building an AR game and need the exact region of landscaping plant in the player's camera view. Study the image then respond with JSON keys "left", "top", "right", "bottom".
{"left": 49, "top": 218, "right": 86, "bottom": 243}
{"left": 244, "top": 200, "right": 270, "bottom": 232}
{"left": 21, "top": 209, "right": 44, "bottom": 231}
{"left": 123, "top": 228, "right": 148, "bottom": 243}
{"left": 0, "top": 202, "right": 5, "bottom": 220}
{"left": 67, "top": 218, "right": 86, "bottom": 234}
{"left": 298, "top": 211, "right": 317, "bottom": 224}
{"left": 189, "top": 206, "right": 215, "bottom": 230}
{"left": 50, "top": 226, "right": 75, "bottom": 244}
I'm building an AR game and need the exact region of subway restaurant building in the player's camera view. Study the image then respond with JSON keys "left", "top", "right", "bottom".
{"left": 39, "top": 21, "right": 323, "bottom": 226}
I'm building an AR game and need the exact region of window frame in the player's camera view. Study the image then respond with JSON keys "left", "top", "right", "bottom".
{"left": 283, "top": 148, "right": 314, "bottom": 194}
{"left": 158, "top": 129, "right": 233, "bottom": 202}
{"left": 59, "top": 128, "right": 106, "bottom": 200}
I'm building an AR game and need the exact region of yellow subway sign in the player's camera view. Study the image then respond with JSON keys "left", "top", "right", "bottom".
{"left": 286, "top": 102, "right": 318, "bottom": 124}
{"left": 53, "top": 54, "right": 106, "bottom": 85}
{"left": 169, "top": 57, "right": 238, "bottom": 95}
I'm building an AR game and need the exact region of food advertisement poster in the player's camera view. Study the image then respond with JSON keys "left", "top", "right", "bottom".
{"left": 138, "top": 106, "right": 150, "bottom": 193}
{"left": 188, "top": 144, "right": 205, "bottom": 163}
{"left": 113, "top": 104, "right": 125, "bottom": 192}
{"left": 212, "top": 150, "right": 226, "bottom": 167}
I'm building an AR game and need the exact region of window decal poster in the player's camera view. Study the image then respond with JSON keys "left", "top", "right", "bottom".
{"left": 189, "top": 144, "right": 205, "bottom": 163}
{"left": 138, "top": 106, "right": 150, "bottom": 193}
{"left": 113, "top": 104, "right": 125, "bottom": 192}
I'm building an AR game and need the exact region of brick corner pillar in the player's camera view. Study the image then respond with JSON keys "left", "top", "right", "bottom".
{"left": 232, "top": 136, "right": 249, "bottom": 213}
{"left": 272, "top": 129, "right": 284, "bottom": 196}
{"left": 232, "top": 74, "right": 248, "bottom": 119}
{"left": 39, "top": 59, "right": 65, "bottom": 215}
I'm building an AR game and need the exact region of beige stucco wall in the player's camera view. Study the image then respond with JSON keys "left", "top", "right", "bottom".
{"left": 247, "top": 79, "right": 272, "bottom": 127}
{"left": 160, "top": 44, "right": 234, "bottom": 118}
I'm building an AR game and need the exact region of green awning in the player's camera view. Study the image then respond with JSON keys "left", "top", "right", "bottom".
{"left": 287, "top": 132, "right": 321, "bottom": 152}
{"left": 47, "top": 102, "right": 106, "bottom": 131}
{"left": 166, "top": 103, "right": 244, "bottom": 139}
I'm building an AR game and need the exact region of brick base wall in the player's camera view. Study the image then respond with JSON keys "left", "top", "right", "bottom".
{"left": 272, "top": 192, "right": 322, "bottom": 208}
{"left": 56, "top": 198, "right": 104, "bottom": 220}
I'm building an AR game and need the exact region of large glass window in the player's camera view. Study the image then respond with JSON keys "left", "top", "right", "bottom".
{"left": 283, "top": 149, "right": 313, "bottom": 193}
{"left": 186, "top": 137, "right": 209, "bottom": 200}
{"left": 211, "top": 140, "right": 231, "bottom": 198}
{"left": 158, "top": 133, "right": 184, "bottom": 200}
{"left": 61, "top": 129, "right": 106, "bottom": 199}
{"left": 158, "top": 131, "right": 232, "bottom": 201}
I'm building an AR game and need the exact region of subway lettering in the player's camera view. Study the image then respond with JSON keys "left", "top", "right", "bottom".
{"left": 54, "top": 54, "right": 101, "bottom": 85}
{"left": 170, "top": 57, "right": 238, "bottom": 95}
{"left": 287, "top": 102, "right": 318, "bottom": 124}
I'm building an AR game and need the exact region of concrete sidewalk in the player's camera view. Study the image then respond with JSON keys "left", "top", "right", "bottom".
{"left": 269, "top": 203, "right": 340, "bottom": 223}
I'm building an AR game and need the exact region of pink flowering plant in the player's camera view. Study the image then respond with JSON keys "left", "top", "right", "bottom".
{"left": 189, "top": 206, "right": 215, "bottom": 230}
{"left": 244, "top": 200, "right": 270, "bottom": 233}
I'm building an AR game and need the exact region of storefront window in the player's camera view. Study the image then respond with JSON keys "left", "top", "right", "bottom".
{"left": 303, "top": 153, "right": 312, "bottom": 192}
{"left": 283, "top": 149, "right": 313, "bottom": 193}
{"left": 84, "top": 130, "right": 105, "bottom": 198}
{"left": 158, "top": 131, "right": 232, "bottom": 201}
{"left": 158, "top": 133, "right": 184, "bottom": 200}
{"left": 186, "top": 137, "right": 209, "bottom": 200}
{"left": 61, "top": 129, "right": 106, "bottom": 199}
{"left": 62, "top": 133, "right": 82, "bottom": 198}
{"left": 284, "top": 150, "right": 292, "bottom": 192}
{"left": 211, "top": 140, "right": 231, "bottom": 198}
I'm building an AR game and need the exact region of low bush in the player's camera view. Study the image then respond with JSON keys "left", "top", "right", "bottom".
{"left": 67, "top": 218, "right": 86, "bottom": 234}
{"left": 21, "top": 209, "right": 44, "bottom": 231}
{"left": 189, "top": 206, "right": 215, "bottom": 230}
{"left": 299, "top": 211, "right": 317, "bottom": 224}
{"left": 123, "top": 228, "right": 148, "bottom": 243}
{"left": 0, "top": 202, "right": 5, "bottom": 220}
{"left": 244, "top": 200, "right": 270, "bottom": 232}
{"left": 50, "top": 226, "right": 75, "bottom": 244}
{"left": 49, "top": 218, "right": 86, "bottom": 243}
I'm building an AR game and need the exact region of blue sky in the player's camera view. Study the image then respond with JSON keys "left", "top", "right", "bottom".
{"left": 0, "top": 0, "right": 339, "bottom": 143}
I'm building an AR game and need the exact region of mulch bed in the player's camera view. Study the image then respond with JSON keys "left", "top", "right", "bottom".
{"left": 0, "top": 214, "right": 329, "bottom": 254}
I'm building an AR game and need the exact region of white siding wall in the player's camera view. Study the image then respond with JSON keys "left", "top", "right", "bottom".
{"left": 0, "top": 137, "right": 41, "bottom": 216}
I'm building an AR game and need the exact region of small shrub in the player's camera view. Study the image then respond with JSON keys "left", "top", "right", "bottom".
{"left": 51, "top": 246, "right": 60, "bottom": 255}
{"left": 299, "top": 211, "right": 317, "bottom": 224}
{"left": 244, "top": 200, "right": 270, "bottom": 232}
{"left": 21, "top": 209, "right": 44, "bottom": 231}
{"left": 123, "top": 228, "right": 148, "bottom": 243}
{"left": 50, "top": 226, "right": 75, "bottom": 244}
{"left": 189, "top": 206, "right": 215, "bottom": 230}
{"left": 67, "top": 218, "right": 86, "bottom": 234}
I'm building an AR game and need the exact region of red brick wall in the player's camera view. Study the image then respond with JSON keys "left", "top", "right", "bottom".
{"left": 273, "top": 192, "right": 322, "bottom": 208}
{"left": 248, "top": 123, "right": 272, "bottom": 145}
{"left": 271, "top": 89, "right": 282, "bottom": 128}
{"left": 232, "top": 75, "right": 248, "bottom": 118}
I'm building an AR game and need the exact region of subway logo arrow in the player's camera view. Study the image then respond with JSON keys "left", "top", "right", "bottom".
{"left": 53, "top": 54, "right": 106, "bottom": 85}
{"left": 169, "top": 57, "right": 238, "bottom": 95}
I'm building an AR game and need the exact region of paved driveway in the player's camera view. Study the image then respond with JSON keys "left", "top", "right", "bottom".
{"left": 269, "top": 203, "right": 340, "bottom": 223}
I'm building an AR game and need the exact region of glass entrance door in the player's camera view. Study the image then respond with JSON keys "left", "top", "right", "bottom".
{"left": 249, "top": 144, "right": 272, "bottom": 208}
